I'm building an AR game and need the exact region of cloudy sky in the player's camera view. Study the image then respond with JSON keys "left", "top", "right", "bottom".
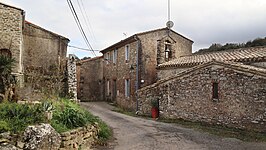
{"left": 2, "top": 0, "right": 266, "bottom": 58}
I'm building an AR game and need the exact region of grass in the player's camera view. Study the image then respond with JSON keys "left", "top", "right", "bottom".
{"left": 112, "top": 106, "right": 266, "bottom": 142}
{"left": 159, "top": 118, "right": 266, "bottom": 142}
{"left": 0, "top": 102, "right": 45, "bottom": 133}
{"left": 0, "top": 98, "right": 112, "bottom": 142}
{"left": 51, "top": 98, "right": 112, "bottom": 142}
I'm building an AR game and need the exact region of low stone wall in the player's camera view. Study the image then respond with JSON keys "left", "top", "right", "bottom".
{"left": 138, "top": 62, "right": 266, "bottom": 132}
{"left": 60, "top": 124, "right": 99, "bottom": 150}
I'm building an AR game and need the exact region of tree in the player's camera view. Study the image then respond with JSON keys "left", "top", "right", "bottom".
{"left": 0, "top": 55, "right": 16, "bottom": 102}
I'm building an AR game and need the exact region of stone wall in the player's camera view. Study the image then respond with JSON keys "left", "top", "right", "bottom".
{"left": 23, "top": 21, "right": 69, "bottom": 73}
{"left": 138, "top": 62, "right": 266, "bottom": 132}
{"left": 138, "top": 29, "right": 193, "bottom": 89}
{"left": 78, "top": 56, "right": 104, "bottom": 101}
{"left": 103, "top": 40, "right": 138, "bottom": 110}
{"left": 0, "top": 2, "right": 24, "bottom": 84}
{"left": 157, "top": 67, "right": 190, "bottom": 80}
{"left": 21, "top": 21, "right": 69, "bottom": 97}
{"left": 68, "top": 54, "right": 78, "bottom": 100}
{"left": 101, "top": 28, "right": 193, "bottom": 110}
{"left": 60, "top": 124, "right": 99, "bottom": 150}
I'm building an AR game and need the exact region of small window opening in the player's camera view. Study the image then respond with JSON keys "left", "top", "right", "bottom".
{"left": 125, "top": 45, "right": 130, "bottom": 62}
{"left": 125, "top": 79, "right": 130, "bottom": 97}
{"left": 212, "top": 82, "right": 219, "bottom": 101}
{"left": 165, "top": 40, "right": 172, "bottom": 61}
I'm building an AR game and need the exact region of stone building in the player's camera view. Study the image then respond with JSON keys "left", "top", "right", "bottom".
{"left": 78, "top": 28, "right": 193, "bottom": 109}
{"left": 137, "top": 47, "right": 266, "bottom": 132}
{"left": 23, "top": 21, "right": 69, "bottom": 75}
{"left": 158, "top": 46, "right": 266, "bottom": 79}
{"left": 0, "top": 2, "right": 25, "bottom": 84}
{"left": 77, "top": 56, "right": 104, "bottom": 101}
{"left": 0, "top": 2, "right": 69, "bottom": 96}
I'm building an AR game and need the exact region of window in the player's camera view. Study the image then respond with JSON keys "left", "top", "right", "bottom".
{"left": 113, "top": 79, "right": 117, "bottom": 98}
{"left": 165, "top": 40, "right": 172, "bottom": 61}
{"left": 212, "top": 82, "right": 219, "bottom": 101}
{"left": 107, "top": 80, "right": 110, "bottom": 95}
{"left": 125, "top": 45, "right": 129, "bottom": 62}
{"left": 105, "top": 52, "right": 110, "bottom": 64}
{"left": 125, "top": 79, "right": 130, "bottom": 97}
{"left": 113, "top": 48, "right": 117, "bottom": 64}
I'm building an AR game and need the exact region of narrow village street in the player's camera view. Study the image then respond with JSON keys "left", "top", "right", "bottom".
{"left": 81, "top": 102, "right": 266, "bottom": 150}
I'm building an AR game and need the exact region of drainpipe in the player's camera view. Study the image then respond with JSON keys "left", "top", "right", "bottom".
{"left": 134, "top": 35, "right": 140, "bottom": 113}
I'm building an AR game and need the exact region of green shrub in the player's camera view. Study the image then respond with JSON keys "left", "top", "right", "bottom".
{"left": 98, "top": 120, "right": 112, "bottom": 141}
{"left": 54, "top": 106, "right": 87, "bottom": 129}
{"left": 0, "top": 102, "right": 45, "bottom": 133}
{"left": 50, "top": 120, "right": 68, "bottom": 133}
{"left": 0, "top": 120, "right": 10, "bottom": 133}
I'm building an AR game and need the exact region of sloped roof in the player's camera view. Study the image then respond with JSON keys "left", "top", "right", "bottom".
{"left": 24, "top": 21, "right": 70, "bottom": 41}
{"left": 140, "top": 60, "right": 266, "bottom": 92}
{"left": 0, "top": 2, "right": 23, "bottom": 11}
{"left": 101, "top": 27, "right": 193, "bottom": 53}
{"left": 78, "top": 56, "right": 103, "bottom": 64}
{"left": 158, "top": 46, "right": 266, "bottom": 69}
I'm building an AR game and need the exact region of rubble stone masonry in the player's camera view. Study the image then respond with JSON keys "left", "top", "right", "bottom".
{"left": 78, "top": 56, "right": 104, "bottom": 101}
{"left": 0, "top": 3, "right": 24, "bottom": 80}
{"left": 138, "top": 63, "right": 266, "bottom": 132}
{"left": 101, "top": 28, "right": 193, "bottom": 110}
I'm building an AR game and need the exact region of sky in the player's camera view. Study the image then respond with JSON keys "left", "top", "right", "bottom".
{"left": 2, "top": 0, "right": 266, "bottom": 58}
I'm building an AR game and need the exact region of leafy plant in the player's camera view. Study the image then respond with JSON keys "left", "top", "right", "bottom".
{"left": 54, "top": 106, "right": 87, "bottom": 129}
{"left": 42, "top": 101, "right": 54, "bottom": 112}
{"left": 0, "top": 55, "right": 16, "bottom": 102}
{"left": 0, "top": 102, "right": 45, "bottom": 133}
{"left": 0, "top": 120, "right": 10, "bottom": 133}
{"left": 151, "top": 98, "right": 159, "bottom": 108}
{"left": 98, "top": 120, "right": 112, "bottom": 142}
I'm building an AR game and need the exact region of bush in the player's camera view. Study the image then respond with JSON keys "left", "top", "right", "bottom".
{"left": 55, "top": 106, "right": 87, "bottom": 129}
{"left": 0, "top": 99, "right": 112, "bottom": 141}
{"left": 51, "top": 99, "right": 111, "bottom": 141}
{"left": 0, "top": 102, "right": 45, "bottom": 133}
{"left": 0, "top": 120, "right": 10, "bottom": 133}
{"left": 98, "top": 120, "right": 112, "bottom": 141}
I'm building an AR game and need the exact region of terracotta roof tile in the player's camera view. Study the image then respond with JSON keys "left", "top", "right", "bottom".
{"left": 158, "top": 46, "right": 266, "bottom": 68}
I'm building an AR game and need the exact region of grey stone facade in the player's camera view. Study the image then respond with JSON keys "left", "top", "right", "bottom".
{"left": 0, "top": 2, "right": 24, "bottom": 85}
{"left": 0, "top": 2, "right": 69, "bottom": 96}
{"left": 23, "top": 21, "right": 69, "bottom": 73}
{"left": 100, "top": 28, "right": 193, "bottom": 110}
{"left": 137, "top": 60, "right": 266, "bottom": 132}
{"left": 77, "top": 56, "right": 104, "bottom": 102}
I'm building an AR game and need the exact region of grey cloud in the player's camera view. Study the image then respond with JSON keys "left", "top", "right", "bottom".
{"left": 3, "top": 0, "right": 266, "bottom": 57}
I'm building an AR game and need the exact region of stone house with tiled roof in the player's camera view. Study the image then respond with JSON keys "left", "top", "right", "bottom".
{"left": 78, "top": 27, "right": 193, "bottom": 110}
{"left": 158, "top": 46, "right": 266, "bottom": 79}
{"left": 137, "top": 46, "right": 266, "bottom": 132}
{"left": 101, "top": 28, "right": 193, "bottom": 110}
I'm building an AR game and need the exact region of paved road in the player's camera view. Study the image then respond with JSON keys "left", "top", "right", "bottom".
{"left": 81, "top": 102, "right": 266, "bottom": 150}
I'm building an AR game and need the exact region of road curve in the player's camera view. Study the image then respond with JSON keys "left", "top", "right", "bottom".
{"left": 81, "top": 102, "right": 266, "bottom": 150}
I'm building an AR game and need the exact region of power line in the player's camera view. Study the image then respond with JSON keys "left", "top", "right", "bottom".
{"left": 77, "top": 0, "right": 97, "bottom": 42}
{"left": 66, "top": 0, "right": 97, "bottom": 56}
{"left": 68, "top": 45, "right": 100, "bottom": 51}
{"left": 80, "top": 0, "right": 97, "bottom": 41}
